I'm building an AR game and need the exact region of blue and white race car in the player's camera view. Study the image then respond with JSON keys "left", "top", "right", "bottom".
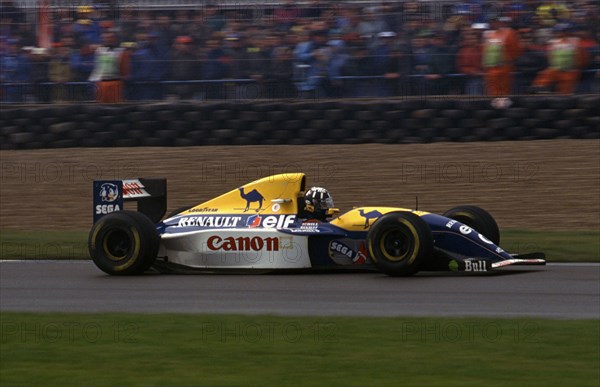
{"left": 89, "top": 173, "right": 545, "bottom": 276}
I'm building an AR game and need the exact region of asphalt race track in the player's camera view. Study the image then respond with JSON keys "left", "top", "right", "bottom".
{"left": 1, "top": 261, "right": 598, "bottom": 319}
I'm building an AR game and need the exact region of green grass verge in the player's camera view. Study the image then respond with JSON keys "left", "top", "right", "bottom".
{"left": 0, "top": 230, "right": 88, "bottom": 260}
{"left": 501, "top": 229, "right": 599, "bottom": 262}
{"left": 0, "top": 229, "right": 598, "bottom": 261}
{"left": 0, "top": 313, "right": 598, "bottom": 386}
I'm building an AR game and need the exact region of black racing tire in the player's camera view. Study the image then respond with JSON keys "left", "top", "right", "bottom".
{"left": 51, "top": 139, "right": 78, "bottom": 148}
{"left": 505, "top": 107, "right": 530, "bottom": 119}
{"left": 9, "top": 132, "right": 34, "bottom": 145}
{"left": 383, "top": 110, "right": 405, "bottom": 121}
{"left": 239, "top": 111, "right": 262, "bottom": 121}
{"left": 309, "top": 119, "right": 333, "bottom": 131}
{"left": 411, "top": 109, "right": 436, "bottom": 119}
{"left": 533, "top": 127, "right": 559, "bottom": 139}
{"left": 173, "top": 138, "right": 195, "bottom": 147}
{"left": 426, "top": 99, "right": 454, "bottom": 110}
{"left": 267, "top": 110, "right": 290, "bottom": 121}
{"left": 295, "top": 109, "right": 318, "bottom": 121}
{"left": 355, "top": 110, "right": 377, "bottom": 121}
{"left": 226, "top": 119, "right": 251, "bottom": 131}
{"left": 1, "top": 126, "right": 19, "bottom": 136}
{"left": 431, "top": 117, "right": 451, "bottom": 129}
{"left": 357, "top": 129, "right": 380, "bottom": 141}
{"left": 156, "top": 110, "right": 177, "bottom": 122}
{"left": 579, "top": 95, "right": 600, "bottom": 110}
{"left": 442, "top": 205, "right": 500, "bottom": 245}
{"left": 444, "top": 127, "right": 467, "bottom": 139}
{"left": 49, "top": 122, "right": 76, "bottom": 135}
{"left": 324, "top": 109, "right": 345, "bottom": 121}
{"left": 371, "top": 120, "right": 391, "bottom": 131}
{"left": 184, "top": 111, "right": 204, "bottom": 122}
{"left": 272, "top": 129, "right": 292, "bottom": 139}
{"left": 473, "top": 109, "right": 497, "bottom": 120}
{"left": 233, "top": 136, "right": 255, "bottom": 145}
{"left": 367, "top": 211, "right": 433, "bottom": 277}
{"left": 89, "top": 211, "right": 159, "bottom": 275}
{"left": 535, "top": 109, "right": 559, "bottom": 121}
{"left": 489, "top": 117, "right": 516, "bottom": 131}
{"left": 441, "top": 109, "right": 465, "bottom": 120}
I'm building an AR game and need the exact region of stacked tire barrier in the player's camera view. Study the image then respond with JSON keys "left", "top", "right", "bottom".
{"left": 1, "top": 95, "right": 598, "bottom": 149}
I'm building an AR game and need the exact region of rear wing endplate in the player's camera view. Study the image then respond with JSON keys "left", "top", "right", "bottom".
{"left": 93, "top": 178, "right": 167, "bottom": 224}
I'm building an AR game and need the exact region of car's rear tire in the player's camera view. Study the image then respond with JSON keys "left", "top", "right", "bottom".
{"left": 367, "top": 212, "right": 433, "bottom": 276}
{"left": 443, "top": 205, "right": 500, "bottom": 245}
{"left": 89, "top": 211, "right": 159, "bottom": 275}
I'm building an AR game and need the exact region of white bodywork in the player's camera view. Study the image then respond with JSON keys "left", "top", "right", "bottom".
{"left": 158, "top": 229, "right": 312, "bottom": 269}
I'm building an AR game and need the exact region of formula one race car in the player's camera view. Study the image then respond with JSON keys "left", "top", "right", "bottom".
{"left": 89, "top": 173, "right": 545, "bottom": 276}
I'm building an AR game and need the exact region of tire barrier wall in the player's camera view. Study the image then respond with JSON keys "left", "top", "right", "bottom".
{"left": 1, "top": 96, "right": 598, "bottom": 149}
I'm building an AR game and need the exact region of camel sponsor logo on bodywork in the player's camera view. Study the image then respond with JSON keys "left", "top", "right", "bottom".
{"left": 238, "top": 187, "right": 264, "bottom": 212}
{"left": 355, "top": 209, "right": 382, "bottom": 229}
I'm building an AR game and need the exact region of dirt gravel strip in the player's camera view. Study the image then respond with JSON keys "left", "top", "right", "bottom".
{"left": 0, "top": 139, "right": 598, "bottom": 231}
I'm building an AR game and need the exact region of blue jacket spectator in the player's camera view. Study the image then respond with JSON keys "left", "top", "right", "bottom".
{"left": 128, "top": 34, "right": 168, "bottom": 100}
{"left": 1, "top": 39, "right": 30, "bottom": 102}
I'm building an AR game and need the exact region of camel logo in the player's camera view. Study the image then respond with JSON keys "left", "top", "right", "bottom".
{"left": 99, "top": 183, "right": 119, "bottom": 203}
{"left": 357, "top": 209, "right": 382, "bottom": 229}
{"left": 238, "top": 187, "right": 264, "bottom": 212}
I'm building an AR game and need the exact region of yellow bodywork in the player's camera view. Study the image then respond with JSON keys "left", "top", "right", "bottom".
{"left": 177, "top": 172, "right": 430, "bottom": 232}
{"left": 331, "top": 207, "right": 430, "bottom": 232}
{"left": 181, "top": 173, "right": 306, "bottom": 216}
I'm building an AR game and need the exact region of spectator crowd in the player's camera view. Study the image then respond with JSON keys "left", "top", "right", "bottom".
{"left": 1, "top": 0, "right": 599, "bottom": 103}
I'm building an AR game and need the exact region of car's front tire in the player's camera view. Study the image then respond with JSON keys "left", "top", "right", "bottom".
{"left": 88, "top": 211, "right": 159, "bottom": 275}
{"left": 443, "top": 205, "right": 500, "bottom": 245}
{"left": 367, "top": 211, "right": 433, "bottom": 276}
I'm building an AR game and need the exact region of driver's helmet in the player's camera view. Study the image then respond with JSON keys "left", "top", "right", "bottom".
{"left": 304, "top": 187, "right": 334, "bottom": 220}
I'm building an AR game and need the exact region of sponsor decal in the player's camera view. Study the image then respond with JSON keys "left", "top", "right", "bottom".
{"left": 173, "top": 215, "right": 297, "bottom": 229}
{"left": 288, "top": 221, "right": 321, "bottom": 233}
{"left": 478, "top": 234, "right": 494, "bottom": 244}
{"left": 465, "top": 260, "right": 487, "bottom": 272}
{"left": 99, "top": 183, "right": 119, "bottom": 203}
{"left": 189, "top": 207, "right": 218, "bottom": 213}
{"left": 496, "top": 247, "right": 505, "bottom": 254}
{"left": 248, "top": 215, "right": 297, "bottom": 229}
{"left": 301, "top": 222, "right": 320, "bottom": 230}
{"left": 271, "top": 203, "right": 281, "bottom": 213}
{"left": 356, "top": 209, "right": 382, "bottom": 229}
{"left": 446, "top": 220, "right": 457, "bottom": 228}
{"left": 329, "top": 241, "right": 367, "bottom": 264}
{"left": 246, "top": 214, "right": 262, "bottom": 228}
{"left": 207, "top": 236, "right": 281, "bottom": 251}
{"left": 122, "top": 179, "right": 150, "bottom": 199}
{"left": 239, "top": 187, "right": 264, "bottom": 212}
{"left": 459, "top": 225, "right": 472, "bottom": 235}
{"left": 94, "top": 180, "right": 123, "bottom": 221}
{"left": 176, "top": 216, "right": 243, "bottom": 228}
{"left": 448, "top": 259, "right": 459, "bottom": 272}
{"left": 95, "top": 204, "right": 121, "bottom": 215}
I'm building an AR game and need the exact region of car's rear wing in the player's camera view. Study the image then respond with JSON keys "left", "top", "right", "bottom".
{"left": 93, "top": 178, "right": 167, "bottom": 224}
